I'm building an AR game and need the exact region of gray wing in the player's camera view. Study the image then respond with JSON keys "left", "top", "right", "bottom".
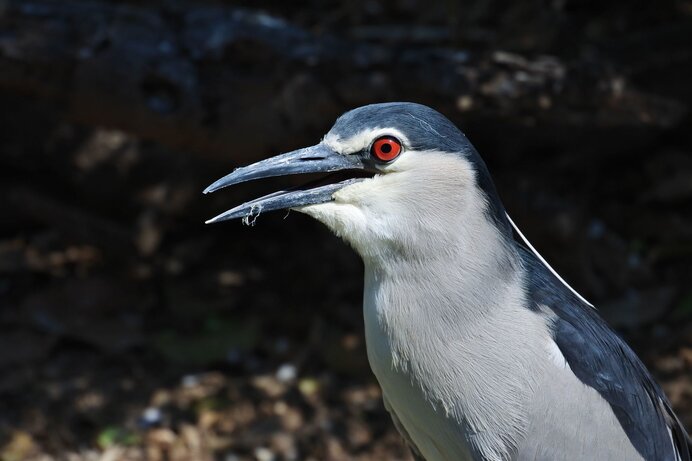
{"left": 519, "top": 246, "right": 691, "bottom": 461}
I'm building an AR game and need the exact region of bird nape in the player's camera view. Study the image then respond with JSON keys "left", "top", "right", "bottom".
{"left": 205, "top": 102, "right": 691, "bottom": 461}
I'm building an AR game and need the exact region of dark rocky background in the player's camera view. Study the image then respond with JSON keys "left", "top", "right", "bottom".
{"left": 0, "top": 0, "right": 691, "bottom": 459}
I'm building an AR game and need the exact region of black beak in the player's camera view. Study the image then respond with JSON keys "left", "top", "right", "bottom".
{"left": 204, "top": 144, "right": 370, "bottom": 224}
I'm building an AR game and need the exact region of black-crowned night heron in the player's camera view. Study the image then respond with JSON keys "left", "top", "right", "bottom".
{"left": 205, "top": 102, "right": 691, "bottom": 460}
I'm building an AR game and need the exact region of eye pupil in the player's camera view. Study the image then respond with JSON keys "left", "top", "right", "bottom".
{"left": 380, "top": 144, "right": 392, "bottom": 153}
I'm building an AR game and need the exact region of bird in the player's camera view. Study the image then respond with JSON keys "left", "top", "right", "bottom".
{"left": 204, "top": 102, "right": 691, "bottom": 461}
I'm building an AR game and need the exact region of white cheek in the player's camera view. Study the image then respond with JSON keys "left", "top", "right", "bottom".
{"left": 296, "top": 150, "right": 477, "bottom": 259}
{"left": 297, "top": 202, "right": 368, "bottom": 240}
{"left": 297, "top": 181, "right": 391, "bottom": 256}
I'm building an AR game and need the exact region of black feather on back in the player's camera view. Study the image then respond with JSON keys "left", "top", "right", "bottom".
{"left": 518, "top": 245, "right": 691, "bottom": 461}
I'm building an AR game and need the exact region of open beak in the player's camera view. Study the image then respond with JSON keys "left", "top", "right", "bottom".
{"left": 204, "top": 144, "right": 371, "bottom": 224}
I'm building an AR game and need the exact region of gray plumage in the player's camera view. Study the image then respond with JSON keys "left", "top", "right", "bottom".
{"left": 205, "top": 102, "right": 691, "bottom": 460}
{"left": 522, "top": 246, "right": 690, "bottom": 460}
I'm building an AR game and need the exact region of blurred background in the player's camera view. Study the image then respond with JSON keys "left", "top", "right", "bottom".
{"left": 1, "top": 0, "right": 691, "bottom": 460}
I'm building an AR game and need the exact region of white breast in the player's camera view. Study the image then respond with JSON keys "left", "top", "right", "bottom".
{"left": 361, "top": 263, "right": 550, "bottom": 461}
{"left": 364, "top": 293, "right": 475, "bottom": 461}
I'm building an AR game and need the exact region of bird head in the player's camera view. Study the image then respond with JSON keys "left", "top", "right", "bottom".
{"left": 205, "top": 102, "right": 513, "bottom": 264}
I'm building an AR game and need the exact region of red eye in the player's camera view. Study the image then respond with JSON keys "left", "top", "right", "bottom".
{"left": 371, "top": 136, "right": 402, "bottom": 162}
